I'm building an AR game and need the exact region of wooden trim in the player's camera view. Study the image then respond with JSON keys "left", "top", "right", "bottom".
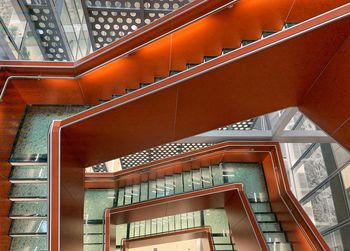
{"left": 84, "top": 142, "right": 330, "bottom": 251}
{"left": 121, "top": 227, "right": 214, "bottom": 251}
{"left": 0, "top": 0, "right": 235, "bottom": 76}
{"left": 104, "top": 183, "right": 266, "bottom": 251}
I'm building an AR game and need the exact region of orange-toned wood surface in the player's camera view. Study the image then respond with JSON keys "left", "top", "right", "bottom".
{"left": 299, "top": 34, "right": 350, "bottom": 150}
{"left": 122, "top": 227, "right": 214, "bottom": 251}
{"left": 105, "top": 183, "right": 266, "bottom": 251}
{"left": 1, "top": 0, "right": 348, "bottom": 105}
{"left": 85, "top": 142, "right": 329, "bottom": 251}
{"left": 54, "top": 6, "right": 350, "bottom": 169}
{"left": 0, "top": 1, "right": 348, "bottom": 250}
{"left": 0, "top": 0, "right": 234, "bottom": 76}
{"left": 0, "top": 74, "right": 26, "bottom": 250}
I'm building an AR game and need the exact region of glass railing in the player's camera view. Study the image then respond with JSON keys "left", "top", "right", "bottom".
{"left": 9, "top": 183, "right": 47, "bottom": 199}
{"left": 10, "top": 105, "right": 89, "bottom": 163}
{"left": 84, "top": 162, "right": 292, "bottom": 251}
{"left": 114, "top": 209, "right": 233, "bottom": 251}
{"left": 11, "top": 201, "right": 47, "bottom": 217}
{"left": 10, "top": 166, "right": 47, "bottom": 180}
{"left": 10, "top": 219, "right": 47, "bottom": 235}
{"left": 10, "top": 236, "right": 47, "bottom": 251}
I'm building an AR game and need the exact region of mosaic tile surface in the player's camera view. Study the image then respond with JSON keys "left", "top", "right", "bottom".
{"left": 11, "top": 166, "right": 47, "bottom": 180}
{"left": 10, "top": 183, "right": 47, "bottom": 198}
{"left": 11, "top": 201, "right": 47, "bottom": 216}
{"left": 13, "top": 105, "right": 88, "bottom": 156}
{"left": 10, "top": 236, "right": 47, "bottom": 251}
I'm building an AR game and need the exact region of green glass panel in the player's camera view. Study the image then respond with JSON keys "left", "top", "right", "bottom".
{"left": 211, "top": 165, "right": 224, "bottom": 186}
{"left": 191, "top": 169, "right": 202, "bottom": 190}
{"left": 148, "top": 180, "right": 157, "bottom": 200}
{"left": 264, "top": 232, "right": 286, "bottom": 242}
{"left": 201, "top": 167, "right": 213, "bottom": 188}
{"left": 223, "top": 163, "right": 268, "bottom": 201}
{"left": 132, "top": 184, "right": 140, "bottom": 203}
{"left": 84, "top": 189, "right": 115, "bottom": 220}
{"left": 174, "top": 173, "right": 183, "bottom": 194}
{"left": 165, "top": 176, "right": 174, "bottom": 196}
{"left": 10, "top": 236, "right": 47, "bottom": 251}
{"left": 124, "top": 186, "right": 132, "bottom": 205}
{"left": 10, "top": 219, "right": 47, "bottom": 234}
{"left": 117, "top": 188, "right": 124, "bottom": 206}
{"left": 259, "top": 222, "right": 281, "bottom": 232}
{"left": 11, "top": 166, "right": 47, "bottom": 180}
{"left": 140, "top": 182, "right": 148, "bottom": 201}
{"left": 183, "top": 172, "right": 193, "bottom": 192}
{"left": 13, "top": 106, "right": 88, "bottom": 156}
{"left": 11, "top": 201, "right": 47, "bottom": 217}
{"left": 156, "top": 178, "right": 165, "bottom": 198}
{"left": 10, "top": 183, "right": 47, "bottom": 198}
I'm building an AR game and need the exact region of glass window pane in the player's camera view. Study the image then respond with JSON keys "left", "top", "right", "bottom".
{"left": 323, "top": 223, "right": 350, "bottom": 251}
{"left": 332, "top": 143, "right": 350, "bottom": 169}
{"left": 301, "top": 182, "right": 338, "bottom": 232}
{"left": 293, "top": 145, "right": 328, "bottom": 199}
{"left": 285, "top": 142, "right": 313, "bottom": 167}
{"left": 341, "top": 164, "right": 350, "bottom": 210}
{"left": 84, "top": 189, "right": 115, "bottom": 220}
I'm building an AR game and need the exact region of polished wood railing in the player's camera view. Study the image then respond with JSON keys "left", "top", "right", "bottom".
{"left": 47, "top": 4, "right": 350, "bottom": 250}
{"left": 87, "top": 142, "right": 329, "bottom": 251}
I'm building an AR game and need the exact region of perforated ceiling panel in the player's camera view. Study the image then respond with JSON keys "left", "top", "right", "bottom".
{"left": 92, "top": 162, "right": 108, "bottom": 172}
{"left": 18, "top": 0, "right": 71, "bottom": 61}
{"left": 218, "top": 118, "right": 257, "bottom": 131}
{"left": 82, "top": 0, "right": 191, "bottom": 50}
{"left": 120, "top": 143, "right": 211, "bottom": 168}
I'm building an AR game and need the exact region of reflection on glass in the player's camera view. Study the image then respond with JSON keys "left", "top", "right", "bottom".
{"left": 0, "top": 0, "right": 26, "bottom": 48}
{"left": 324, "top": 229, "right": 344, "bottom": 251}
{"left": 302, "top": 182, "right": 337, "bottom": 231}
{"left": 20, "top": 26, "right": 44, "bottom": 60}
{"left": 331, "top": 143, "right": 350, "bottom": 169}
{"left": 0, "top": 22, "right": 17, "bottom": 59}
{"left": 341, "top": 164, "right": 350, "bottom": 210}
{"left": 295, "top": 116, "right": 318, "bottom": 131}
{"left": 284, "top": 111, "right": 302, "bottom": 130}
{"left": 293, "top": 145, "right": 328, "bottom": 198}
{"left": 324, "top": 223, "right": 350, "bottom": 251}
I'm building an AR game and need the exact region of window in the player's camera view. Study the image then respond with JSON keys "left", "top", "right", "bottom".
{"left": 293, "top": 145, "right": 328, "bottom": 199}
{"left": 301, "top": 182, "right": 337, "bottom": 232}
{"left": 324, "top": 223, "right": 350, "bottom": 251}
{"left": 341, "top": 164, "right": 350, "bottom": 210}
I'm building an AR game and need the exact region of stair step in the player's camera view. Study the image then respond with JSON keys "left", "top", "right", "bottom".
{"left": 250, "top": 202, "right": 271, "bottom": 213}
{"left": 186, "top": 63, "right": 199, "bottom": 69}
{"left": 99, "top": 100, "right": 109, "bottom": 104}
{"left": 10, "top": 235, "right": 47, "bottom": 250}
{"left": 241, "top": 40, "right": 256, "bottom": 46}
{"left": 264, "top": 232, "right": 287, "bottom": 243}
{"left": 267, "top": 242, "right": 292, "bottom": 251}
{"left": 259, "top": 222, "right": 281, "bottom": 232}
{"left": 10, "top": 165, "right": 47, "bottom": 181}
{"left": 125, "top": 88, "right": 137, "bottom": 93}
{"left": 154, "top": 76, "right": 165, "bottom": 82}
{"left": 112, "top": 93, "right": 123, "bottom": 99}
{"left": 222, "top": 48, "right": 236, "bottom": 54}
{"left": 139, "top": 83, "right": 150, "bottom": 88}
{"left": 262, "top": 31, "right": 276, "bottom": 38}
{"left": 284, "top": 22, "right": 298, "bottom": 29}
{"left": 204, "top": 56, "right": 216, "bottom": 62}
{"left": 169, "top": 70, "right": 181, "bottom": 76}
{"left": 214, "top": 244, "right": 235, "bottom": 251}
{"left": 255, "top": 213, "right": 276, "bottom": 222}
{"left": 10, "top": 215, "right": 47, "bottom": 219}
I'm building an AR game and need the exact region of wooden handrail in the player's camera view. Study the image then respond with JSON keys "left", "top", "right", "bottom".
{"left": 0, "top": 0, "right": 236, "bottom": 76}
